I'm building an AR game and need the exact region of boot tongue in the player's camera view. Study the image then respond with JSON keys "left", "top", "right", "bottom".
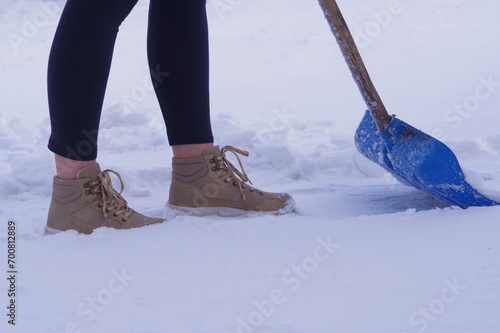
{"left": 76, "top": 163, "right": 102, "bottom": 180}
{"left": 204, "top": 145, "right": 221, "bottom": 157}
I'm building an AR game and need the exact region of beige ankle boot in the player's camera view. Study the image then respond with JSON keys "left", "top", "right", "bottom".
{"left": 167, "top": 145, "right": 295, "bottom": 216}
{"left": 46, "top": 163, "right": 164, "bottom": 235}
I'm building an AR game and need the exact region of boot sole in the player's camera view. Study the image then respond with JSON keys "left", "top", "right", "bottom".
{"left": 164, "top": 197, "right": 296, "bottom": 218}
{"left": 44, "top": 226, "right": 65, "bottom": 235}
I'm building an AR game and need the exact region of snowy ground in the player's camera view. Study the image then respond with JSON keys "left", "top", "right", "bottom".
{"left": 1, "top": 0, "right": 500, "bottom": 332}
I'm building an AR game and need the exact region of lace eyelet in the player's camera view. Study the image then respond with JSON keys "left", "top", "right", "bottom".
{"left": 121, "top": 218, "right": 127, "bottom": 222}
{"left": 212, "top": 165, "right": 220, "bottom": 172}
{"left": 98, "top": 203, "right": 103, "bottom": 208}
{"left": 233, "top": 182, "right": 238, "bottom": 186}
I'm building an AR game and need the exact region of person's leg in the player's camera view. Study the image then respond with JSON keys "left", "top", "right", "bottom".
{"left": 147, "top": 0, "right": 294, "bottom": 215}
{"left": 171, "top": 143, "right": 214, "bottom": 159}
{"left": 54, "top": 155, "right": 95, "bottom": 180}
{"left": 48, "top": 0, "right": 138, "bottom": 177}
{"left": 147, "top": 0, "right": 214, "bottom": 158}
{"left": 46, "top": 0, "right": 164, "bottom": 234}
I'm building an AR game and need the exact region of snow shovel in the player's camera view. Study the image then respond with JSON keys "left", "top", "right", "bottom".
{"left": 318, "top": 0, "right": 499, "bottom": 208}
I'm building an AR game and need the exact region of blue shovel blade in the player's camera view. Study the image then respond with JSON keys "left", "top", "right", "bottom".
{"left": 355, "top": 110, "right": 499, "bottom": 208}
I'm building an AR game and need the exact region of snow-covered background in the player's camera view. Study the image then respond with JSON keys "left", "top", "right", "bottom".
{"left": 1, "top": 0, "right": 499, "bottom": 332}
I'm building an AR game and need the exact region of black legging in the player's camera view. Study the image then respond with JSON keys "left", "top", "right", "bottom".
{"left": 47, "top": 0, "right": 213, "bottom": 161}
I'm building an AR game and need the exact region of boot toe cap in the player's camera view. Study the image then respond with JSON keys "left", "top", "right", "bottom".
{"left": 255, "top": 193, "right": 295, "bottom": 214}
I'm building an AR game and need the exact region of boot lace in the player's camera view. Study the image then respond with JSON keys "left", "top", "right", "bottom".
{"left": 85, "top": 170, "right": 134, "bottom": 222}
{"left": 212, "top": 145, "right": 255, "bottom": 201}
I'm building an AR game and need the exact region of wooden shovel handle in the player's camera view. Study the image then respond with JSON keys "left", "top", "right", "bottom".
{"left": 319, "top": 0, "right": 392, "bottom": 132}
